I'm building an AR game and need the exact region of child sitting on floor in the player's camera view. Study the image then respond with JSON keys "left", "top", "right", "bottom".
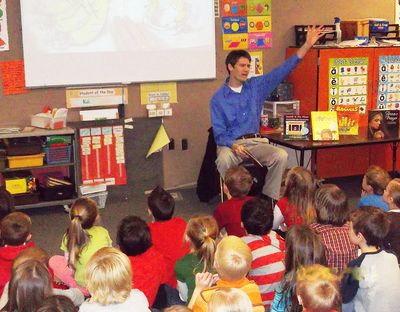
{"left": 208, "top": 288, "right": 253, "bottom": 312}
{"left": 296, "top": 264, "right": 341, "bottom": 312}
{"left": 213, "top": 166, "right": 253, "bottom": 237}
{"left": 175, "top": 215, "right": 219, "bottom": 302}
{"left": 147, "top": 186, "right": 189, "bottom": 287}
{"left": 273, "top": 167, "right": 317, "bottom": 231}
{"left": 117, "top": 215, "right": 167, "bottom": 307}
{"left": 241, "top": 198, "right": 285, "bottom": 310}
{"left": 310, "top": 184, "right": 358, "bottom": 272}
{"left": 356, "top": 165, "right": 390, "bottom": 211}
{"left": 0, "top": 212, "right": 35, "bottom": 296}
{"left": 341, "top": 206, "right": 400, "bottom": 312}
{"left": 49, "top": 197, "right": 112, "bottom": 295}
{"left": 382, "top": 178, "right": 400, "bottom": 262}
{"left": 189, "top": 235, "right": 263, "bottom": 312}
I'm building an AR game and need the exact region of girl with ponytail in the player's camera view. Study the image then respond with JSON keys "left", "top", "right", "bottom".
{"left": 175, "top": 215, "right": 219, "bottom": 303}
{"left": 49, "top": 197, "right": 112, "bottom": 295}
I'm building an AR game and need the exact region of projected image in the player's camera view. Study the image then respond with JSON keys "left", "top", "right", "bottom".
{"left": 22, "top": 0, "right": 210, "bottom": 52}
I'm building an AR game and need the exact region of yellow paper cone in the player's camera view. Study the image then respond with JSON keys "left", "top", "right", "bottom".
{"left": 146, "top": 124, "right": 171, "bottom": 158}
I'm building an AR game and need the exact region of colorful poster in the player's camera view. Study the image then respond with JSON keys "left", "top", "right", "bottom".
{"left": 79, "top": 126, "right": 127, "bottom": 185}
{"left": 0, "top": 0, "right": 9, "bottom": 51}
{"left": 328, "top": 57, "right": 369, "bottom": 114}
{"left": 0, "top": 60, "right": 29, "bottom": 95}
{"left": 221, "top": 1, "right": 272, "bottom": 50}
{"left": 377, "top": 55, "right": 400, "bottom": 109}
{"left": 249, "top": 51, "right": 263, "bottom": 77}
{"left": 66, "top": 87, "right": 128, "bottom": 108}
{"left": 140, "top": 82, "right": 178, "bottom": 105}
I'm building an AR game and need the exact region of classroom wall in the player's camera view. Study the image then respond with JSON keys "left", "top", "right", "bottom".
{"left": 0, "top": 1, "right": 394, "bottom": 190}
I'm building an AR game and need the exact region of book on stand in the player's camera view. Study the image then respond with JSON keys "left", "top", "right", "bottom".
{"left": 368, "top": 109, "right": 399, "bottom": 139}
{"left": 311, "top": 111, "right": 339, "bottom": 141}
{"left": 335, "top": 105, "right": 360, "bottom": 135}
{"left": 283, "top": 115, "right": 310, "bottom": 140}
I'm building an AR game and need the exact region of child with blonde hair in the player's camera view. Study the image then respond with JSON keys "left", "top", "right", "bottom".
{"left": 296, "top": 264, "right": 341, "bottom": 312}
{"left": 356, "top": 165, "right": 390, "bottom": 211}
{"left": 189, "top": 236, "right": 262, "bottom": 312}
{"left": 175, "top": 215, "right": 219, "bottom": 302}
{"left": 80, "top": 247, "right": 150, "bottom": 312}
{"left": 208, "top": 288, "right": 254, "bottom": 312}
{"left": 273, "top": 167, "right": 316, "bottom": 231}
{"left": 383, "top": 178, "right": 400, "bottom": 262}
{"left": 49, "top": 197, "right": 112, "bottom": 294}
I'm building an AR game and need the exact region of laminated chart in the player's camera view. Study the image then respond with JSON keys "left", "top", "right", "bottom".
{"left": 328, "top": 58, "right": 369, "bottom": 114}
{"left": 221, "top": 0, "right": 272, "bottom": 50}
{"left": 377, "top": 55, "right": 400, "bottom": 109}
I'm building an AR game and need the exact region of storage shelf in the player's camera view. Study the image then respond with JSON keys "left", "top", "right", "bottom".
{"left": 15, "top": 197, "right": 77, "bottom": 210}
{"left": 1, "top": 162, "right": 75, "bottom": 172}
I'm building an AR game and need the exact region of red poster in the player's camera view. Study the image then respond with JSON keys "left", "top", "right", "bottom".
{"left": 0, "top": 60, "right": 30, "bottom": 95}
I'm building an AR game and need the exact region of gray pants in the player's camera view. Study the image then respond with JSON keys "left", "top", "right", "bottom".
{"left": 216, "top": 138, "right": 288, "bottom": 200}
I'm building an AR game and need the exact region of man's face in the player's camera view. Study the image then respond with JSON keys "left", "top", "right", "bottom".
{"left": 228, "top": 57, "right": 250, "bottom": 84}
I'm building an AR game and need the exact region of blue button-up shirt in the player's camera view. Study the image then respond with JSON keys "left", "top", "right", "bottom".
{"left": 211, "top": 53, "right": 301, "bottom": 147}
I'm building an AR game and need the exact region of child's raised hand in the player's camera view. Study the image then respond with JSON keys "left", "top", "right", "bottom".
{"left": 195, "top": 272, "right": 215, "bottom": 289}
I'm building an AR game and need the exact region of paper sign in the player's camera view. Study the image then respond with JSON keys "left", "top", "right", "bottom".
{"left": 66, "top": 87, "right": 128, "bottom": 108}
{"left": 222, "top": 33, "right": 248, "bottom": 50}
{"left": 0, "top": 0, "right": 9, "bottom": 51}
{"left": 140, "top": 82, "right": 177, "bottom": 105}
{"left": 146, "top": 124, "right": 170, "bottom": 158}
{"left": 0, "top": 60, "right": 29, "bottom": 95}
{"left": 249, "top": 51, "right": 263, "bottom": 77}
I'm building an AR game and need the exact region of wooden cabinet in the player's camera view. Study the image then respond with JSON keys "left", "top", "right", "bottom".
{"left": 286, "top": 46, "right": 400, "bottom": 178}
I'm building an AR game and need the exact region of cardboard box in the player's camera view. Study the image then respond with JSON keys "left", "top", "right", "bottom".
{"left": 31, "top": 114, "right": 66, "bottom": 129}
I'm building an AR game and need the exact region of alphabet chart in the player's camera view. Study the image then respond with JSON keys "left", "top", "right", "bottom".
{"left": 377, "top": 55, "right": 400, "bottom": 110}
{"left": 328, "top": 57, "right": 369, "bottom": 114}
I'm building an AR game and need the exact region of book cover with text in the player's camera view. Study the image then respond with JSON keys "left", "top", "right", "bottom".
{"left": 368, "top": 109, "right": 399, "bottom": 139}
{"left": 283, "top": 115, "right": 310, "bottom": 140}
{"left": 335, "top": 105, "right": 360, "bottom": 135}
{"left": 311, "top": 111, "right": 339, "bottom": 141}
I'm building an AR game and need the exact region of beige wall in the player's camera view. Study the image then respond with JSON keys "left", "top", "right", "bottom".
{"left": 0, "top": 1, "right": 395, "bottom": 189}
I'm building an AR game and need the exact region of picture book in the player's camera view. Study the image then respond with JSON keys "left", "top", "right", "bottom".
{"left": 283, "top": 115, "right": 310, "bottom": 140}
{"left": 368, "top": 109, "right": 399, "bottom": 139}
{"left": 335, "top": 105, "right": 360, "bottom": 135}
{"left": 311, "top": 111, "right": 339, "bottom": 141}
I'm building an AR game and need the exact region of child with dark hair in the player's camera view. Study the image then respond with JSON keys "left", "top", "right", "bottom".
{"left": 213, "top": 166, "right": 253, "bottom": 237}
{"left": 36, "top": 295, "right": 77, "bottom": 312}
{"left": 0, "top": 189, "right": 14, "bottom": 222}
{"left": 147, "top": 186, "right": 189, "bottom": 287}
{"left": 0, "top": 212, "right": 35, "bottom": 296}
{"left": 241, "top": 198, "right": 285, "bottom": 310}
{"left": 356, "top": 165, "right": 390, "bottom": 211}
{"left": 341, "top": 206, "right": 400, "bottom": 311}
{"left": 273, "top": 167, "right": 317, "bottom": 232}
{"left": 270, "top": 225, "right": 326, "bottom": 312}
{"left": 382, "top": 178, "right": 400, "bottom": 262}
{"left": 310, "top": 184, "right": 358, "bottom": 272}
{"left": 117, "top": 215, "right": 167, "bottom": 306}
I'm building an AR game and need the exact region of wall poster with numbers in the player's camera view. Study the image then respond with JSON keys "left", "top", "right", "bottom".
{"left": 328, "top": 57, "right": 369, "bottom": 114}
{"left": 377, "top": 55, "right": 400, "bottom": 109}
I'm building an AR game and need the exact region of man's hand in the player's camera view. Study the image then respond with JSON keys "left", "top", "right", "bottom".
{"left": 232, "top": 143, "right": 248, "bottom": 159}
{"left": 297, "top": 25, "right": 326, "bottom": 59}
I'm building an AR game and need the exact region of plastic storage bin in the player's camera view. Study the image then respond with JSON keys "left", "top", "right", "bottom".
{"left": 86, "top": 191, "right": 108, "bottom": 209}
{"left": 44, "top": 145, "right": 72, "bottom": 164}
{"left": 7, "top": 153, "right": 45, "bottom": 168}
{"left": 3, "top": 171, "right": 36, "bottom": 195}
{"left": 3, "top": 137, "right": 43, "bottom": 156}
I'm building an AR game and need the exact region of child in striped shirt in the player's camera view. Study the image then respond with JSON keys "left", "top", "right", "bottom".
{"left": 241, "top": 198, "right": 285, "bottom": 310}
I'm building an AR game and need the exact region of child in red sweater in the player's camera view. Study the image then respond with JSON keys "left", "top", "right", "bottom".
{"left": 213, "top": 166, "right": 253, "bottom": 237}
{"left": 147, "top": 186, "right": 189, "bottom": 287}
{"left": 0, "top": 212, "right": 35, "bottom": 296}
{"left": 117, "top": 215, "right": 167, "bottom": 307}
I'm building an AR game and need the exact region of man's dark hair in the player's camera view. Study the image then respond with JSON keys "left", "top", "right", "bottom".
{"left": 147, "top": 186, "right": 175, "bottom": 221}
{"left": 241, "top": 198, "right": 273, "bottom": 235}
{"left": 117, "top": 216, "right": 152, "bottom": 256}
{"left": 225, "top": 50, "right": 251, "bottom": 75}
{"left": 350, "top": 206, "right": 390, "bottom": 247}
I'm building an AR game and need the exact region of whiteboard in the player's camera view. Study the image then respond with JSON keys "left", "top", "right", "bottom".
{"left": 20, "top": 0, "right": 216, "bottom": 87}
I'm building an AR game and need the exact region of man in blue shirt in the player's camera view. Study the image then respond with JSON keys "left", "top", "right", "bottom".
{"left": 211, "top": 26, "right": 324, "bottom": 201}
